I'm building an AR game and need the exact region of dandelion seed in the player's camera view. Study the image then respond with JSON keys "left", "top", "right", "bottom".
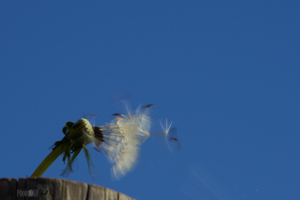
{"left": 159, "top": 119, "right": 181, "bottom": 151}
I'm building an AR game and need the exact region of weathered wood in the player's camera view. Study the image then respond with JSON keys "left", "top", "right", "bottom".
{"left": 0, "top": 178, "right": 134, "bottom": 200}
{"left": 87, "top": 184, "right": 105, "bottom": 200}
{"left": 0, "top": 178, "right": 17, "bottom": 200}
{"left": 17, "top": 178, "right": 26, "bottom": 200}
{"left": 119, "top": 192, "right": 134, "bottom": 200}
{"left": 105, "top": 188, "right": 118, "bottom": 200}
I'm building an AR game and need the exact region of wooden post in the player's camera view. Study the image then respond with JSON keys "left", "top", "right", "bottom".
{"left": 0, "top": 178, "right": 135, "bottom": 200}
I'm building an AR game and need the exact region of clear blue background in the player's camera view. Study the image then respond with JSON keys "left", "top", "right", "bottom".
{"left": 1, "top": 1, "right": 299, "bottom": 200}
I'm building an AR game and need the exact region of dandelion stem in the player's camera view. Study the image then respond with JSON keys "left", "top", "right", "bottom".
{"left": 31, "top": 143, "right": 68, "bottom": 177}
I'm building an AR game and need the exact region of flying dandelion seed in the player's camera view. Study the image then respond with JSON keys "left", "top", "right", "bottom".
{"left": 151, "top": 119, "right": 181, "bottom": 151}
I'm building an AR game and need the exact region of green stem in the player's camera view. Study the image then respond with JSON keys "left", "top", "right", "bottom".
{"left": 31, "top": 143, "right": 68, "bottom": 177}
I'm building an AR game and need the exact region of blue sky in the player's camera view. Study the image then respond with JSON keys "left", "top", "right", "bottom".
{"left": 1, "top": 1, "right": 300, "bottom": 199}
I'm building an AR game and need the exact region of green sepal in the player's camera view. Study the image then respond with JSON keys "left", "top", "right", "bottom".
{"left": 83, "top": 147, "right": 92, "bottom": 178}
{"left": 65, "top": 121, "right": 74, "bottom": 129}
{"left": 83, "top": 146, "right": 97, "bottom": 180}
{"left": 61, "top": 147, "right": 82, "bottom": 177}
{"left": 62, "top": 127, "right": 68, "bottom": 135}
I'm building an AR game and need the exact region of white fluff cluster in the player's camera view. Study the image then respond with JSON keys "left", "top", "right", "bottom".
{"left": 94, "top": 106, "right": 151, "bottom": 179}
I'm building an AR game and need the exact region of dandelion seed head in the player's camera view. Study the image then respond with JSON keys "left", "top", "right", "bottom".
{"left": 95, "top": 105, "right": 152, "bottom": 179}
